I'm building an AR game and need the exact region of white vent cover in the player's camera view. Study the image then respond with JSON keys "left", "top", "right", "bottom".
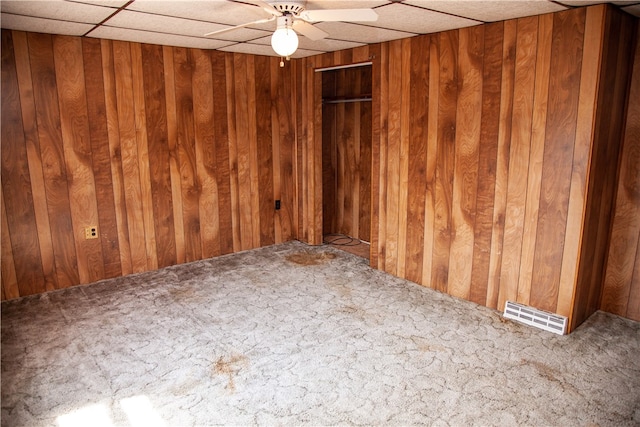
{"left": 503, "top": 301, "right": 568, "bottom": 335}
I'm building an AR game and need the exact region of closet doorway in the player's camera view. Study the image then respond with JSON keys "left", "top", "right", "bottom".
{"left": 321, "top": 64, "right": 373, "bottom": 259}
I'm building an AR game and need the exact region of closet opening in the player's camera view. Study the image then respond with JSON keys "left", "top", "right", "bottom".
{"left": 320, "top": 63, "right": 373, "bottom": 260}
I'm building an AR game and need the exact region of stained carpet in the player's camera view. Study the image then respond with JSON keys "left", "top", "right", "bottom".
{"left": 2, "top": 241, "right": 639, "bottom": 426}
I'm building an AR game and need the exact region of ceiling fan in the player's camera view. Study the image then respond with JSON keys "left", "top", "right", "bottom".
{"left": 205, "top": 0, "right": 378, "bottom": 57}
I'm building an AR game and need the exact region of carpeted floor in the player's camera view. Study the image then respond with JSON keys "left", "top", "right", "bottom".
{"left": 2, "top": 241, "right": 639, "bottom": 427}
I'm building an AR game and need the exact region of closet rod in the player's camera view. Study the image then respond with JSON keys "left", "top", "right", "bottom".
{"left": 323, "top": 97, "right": 372, "bottom": 104}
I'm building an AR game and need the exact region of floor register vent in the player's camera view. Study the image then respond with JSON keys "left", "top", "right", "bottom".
{"left": 503, "top": 301, "right": 568, "bottom": 335}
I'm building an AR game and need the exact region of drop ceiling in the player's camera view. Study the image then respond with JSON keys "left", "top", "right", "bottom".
{"left": 1, "top": 0, "right": 639, "bottom": 58}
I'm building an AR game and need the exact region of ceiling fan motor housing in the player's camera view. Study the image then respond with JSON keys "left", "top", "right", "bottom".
{"left": 268, "top": 0, "right": 306, "bottom": 15}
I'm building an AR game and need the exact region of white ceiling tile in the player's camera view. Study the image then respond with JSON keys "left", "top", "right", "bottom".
{"left": 315, "top": 21, "right": 415, "bottom": 44}
{"left": 105, "top": 10, "right": 271, "bottom": 41}
{"left": 1, "top": 0, "right": 116, "bottom": 24}
{"left": 304, "top": 1, "right": 390, "bottom": 10}
{"left": 367, "top": 3, "right": 480, "bottom": 34}
{"left": 250, "top": 34, "right": 364, "bottom": 52}
{"left": 69, "top": 0, "right": 130, "bottom": 7}
{"left": 89, "top": 26, "right": 234, "bottom": 49}
{"left": 126, "top": 0, "right": 270, "bottom": 26}
{"left": 0, "top": 13, "right": 94, "bottom": 35}
{"left": 621, "top": 4, "right": 640, "bottom": 16}
{"left": 405, "top": 1, "right": 567, "bottom": 22}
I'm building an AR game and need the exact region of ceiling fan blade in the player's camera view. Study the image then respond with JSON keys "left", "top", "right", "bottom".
{"left": 299, "top": 8, "right": 378, "bottom": 23}
{"left": 204, "top": 16, "right": 275, "bottom": 37}
{"left": 246, "top": 0, "right": 282, "bottom": 16}
{"left": 292, "top": 20, "right": 328, "bottom": 41}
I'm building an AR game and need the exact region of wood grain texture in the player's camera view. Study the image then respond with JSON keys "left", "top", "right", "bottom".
{"left": 599, "top": 11, "right": 640, "bottom": 322}
{"left": 321, "top": 65, "right": 372, "bottom": 243}
{"left": 131, "top": 43, "right": 158, "bottom": 272}
{"left": 27, "top": 32, "right": 79, "bottom": 289}
{"left": 53, "top": 35, "right": 105, "bottom": 284}
{"left": 516, "top": 14, "right": 553, "bottom": 307}
{"left": 1, "top": 31, "right": 46, "bottom": 296}
{"left": 192, "top": 48, "right": 219, "bottom": 259}
{"left": 431, "top": 30, "right": 458, "bottom": 294}
{"left": 1, "top": 5, "right": 636, "bottom": 332}
{"left": 1, "top": 188, "right": 19, "bottom": 299}
{"left": 103, "top": 39, "right": 133, "bottom": 276}
{"left": 385, "top": 39, "right": 403, "bottom": 276}
{"left": 254, "top": 55, "right": 275, "bottom": 247}
{"left": 422, "top": 37, "right": 440, "bottom": 288}
{"left": 142, "top": 43, "right": 177, "bottom": 267}
{"left": 174, "top": 47, "right": 202, "bottom": 262}
{"left": 448, "top": 25, "right": 483, "bottom": 300}
{"left": 486, "top": 19, "right": 516, "bottom": 310}
{"left": 497, "top": 16, "right": 538, "bottom": 311}
{"left": 13, "top": 31, "right": 58, "bottom": 291}
{"left": 211, "top": 51, "right": 234, "bottom": 254}
{"left": 469, "top": 22, "right": 503, "bottom": 306}
{"left": 295, "top": 5, "right": 633, "bottom": 331}
{"left": 82, "top": 38, "right": 122, "bottom": 279}
{"left": 405, "top": 35, "right": 429, "bottom": 285}
{"left": 531, "top": 9, "right": 585, "bottom": 313}
{"left": 162, "top": 45, "right": 185, "bottom": 265}
{"left": 1, "top": 31, "right": 296, "bottom": 299}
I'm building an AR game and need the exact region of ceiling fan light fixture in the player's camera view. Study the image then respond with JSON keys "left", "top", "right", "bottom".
{"left": 271, "top": 15, "right": 298, "bottom": 57}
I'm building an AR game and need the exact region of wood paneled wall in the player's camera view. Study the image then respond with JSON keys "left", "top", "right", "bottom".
{"left": 321, "top": 66, "right": 372, "bottom": 242}
{"left": 601, "top": 22, "right": 640, "bottom": 323}
{"left": 296, "top": 5, "right": 637, "bottom": 331}
{"left": 1, "top": 31, "right": 296, "bottom": 299}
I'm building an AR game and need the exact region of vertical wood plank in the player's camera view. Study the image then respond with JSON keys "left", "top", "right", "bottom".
{"left": 497, "top": 16, "right": 538, "bottom": 310}
{"left": 53, "top": 35, "right": 105, "bottom": 284}
{"left": 254, "top": 55, "right": 275, "bottom": 246}
{"left": 486, "top": 20, "right": 516, "bottom": 309}
{"left": 449, "top": 25, "right": 483, "bottom": 299}
{"left": 312, "top": 57, "right": 324, "bottom": 245}
{"left": 531, "top": 8, "right": 585, "bottom": 313}
{"left": 405, "top": 35, "right": 429, "bottom": 284}
{"left": 385, "top": 39, "right": 403, "bottom": 276}
{"left": 516, "top": 14, "right": 553, "bottom": 306}
{"left": 192, "top": 48, "right": 220, "bottom": 259}
{"left": 1, "top": 188, "right": 19, "bottom": 299}
{"left": 13, "top": 31, "right": 58, "bottom": 290}
{"left": 82, "top": 38, "right": 122, "bottom": 279}
{"left": 102, "top": 39, "right": 133, "bottom": 275}
{"left": 233, "top": 54, "right": 255, "bottom": 250}
{"left": 27, "top": 32, "right": 79, "bottom": 288}
{"left": 431, "top": 30, "right": 458, "bottom": 294}
{"left": 113, "top": 40, "right": 148, "bottom": 273}
{"left": 211, "top": 50, "right": 234, "bottom": 254}
{"left": 130, "top": 43, "right": 158, "bottom": 271}
{"left": 601, "top": 21, "right": 640, "bottom": 319}
{"left": 141, "top": 43, "right": 176, "bottom": 267}
{"left": 246, "top": 56, "right": 262, "bottom": 249}
{"left": 163, "top": 45, "right": 186, "bottom": 265}
{"left": 469, "top": 22, "right": 503, "bottom": 305}
{"left": 422, "top": 36, "right": 440, "bottom": 288}
{"left": 174, "top": 47, "right": 202, "bottom": 262}
{"left": 226, "top": 53, "right": 241, "bottom": 251}
{"left": 1, "top": 31, "right": 46, "bottom": 295}
{"left": 396, "top": 38, "right": 411, "bottom": 278}
{"left": 370, "top": 43, "right": 382, "bottom": 268}
{"left": 359, "top": 65, "right": 373, "bottom": 243}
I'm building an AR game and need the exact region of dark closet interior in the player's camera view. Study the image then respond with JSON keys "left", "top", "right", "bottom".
{"left": 321, "top": 64, "right": 373, "bottom": 245}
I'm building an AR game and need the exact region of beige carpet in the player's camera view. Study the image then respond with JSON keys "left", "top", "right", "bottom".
{"left": 2, "top": 241, "right": 639, "bottom": 426}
